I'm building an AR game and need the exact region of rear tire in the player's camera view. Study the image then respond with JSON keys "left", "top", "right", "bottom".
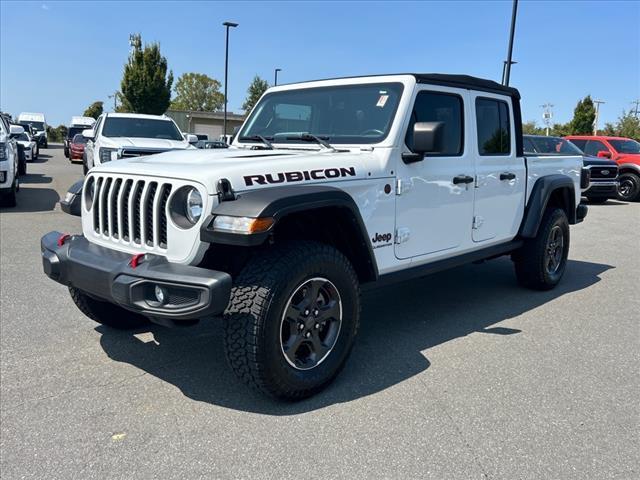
{"left": 513, "top": 207, "right": 569, "bottom": 291}
{"left": 617, "top": 172, "right": 640, "bottom": 202}
{"left": 224, "top": 241, "right": 360, "bottom": 400}
{"left": 69, "top": 286, "right": 149, "bottom": 329}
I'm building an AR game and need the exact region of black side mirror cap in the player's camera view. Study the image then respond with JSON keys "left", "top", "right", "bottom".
{"left": 402, "top": 121, "right": 444, "bottom": 164}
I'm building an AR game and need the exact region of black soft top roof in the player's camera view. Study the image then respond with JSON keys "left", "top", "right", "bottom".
{"left": 413, "top": 74, "right": 520, "bottom": 99}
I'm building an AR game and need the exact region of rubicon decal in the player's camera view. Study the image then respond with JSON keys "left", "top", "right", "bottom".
{"left": 244, "top": 167, "right": 356, "bottom": 186}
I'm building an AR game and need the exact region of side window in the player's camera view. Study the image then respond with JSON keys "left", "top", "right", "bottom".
{"left": 406, "top": 91, "right": 463, "bottom": 156}
{"left": 476, "top": 98, "right": 511, "bottom": 155}
{"left": 569, "top": 139, "right": 587, "bottom": 151}
{"left": 523, "top": 137, "right": 537, "bottom": 154}
{"left": 583, "top": 140, "right": 609, "bottom": 156}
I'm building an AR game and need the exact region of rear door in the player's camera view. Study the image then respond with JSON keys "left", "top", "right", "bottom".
{"left": 394, "top": 87, "right": 475, "bottom": 259}
{"left": 470, "top": 94, "right": 526, "bottom": 243}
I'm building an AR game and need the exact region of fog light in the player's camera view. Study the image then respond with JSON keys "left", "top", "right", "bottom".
{"left": 154, "top": 285, "right": 168, "bottom": 304}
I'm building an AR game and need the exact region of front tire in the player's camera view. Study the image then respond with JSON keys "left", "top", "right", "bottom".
{"left": 1, "top": 180, "right": 17, "bottom": 208}
{"left": 617, "top": 172, "right": 640, "bottom": 202}
{"left": 69, "top": 287, "right": 149, "bottom": 329}
{"left": 513, "top": 207, "right": 569, "bottom": 291}
{"left": 224, "top": 241, "right": 360, "bottom": 400}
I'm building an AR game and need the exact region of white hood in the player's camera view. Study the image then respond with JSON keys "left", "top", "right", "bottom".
{"left": 94, "top": 147, "right": 382, "bottom": 193}
{"left": 102, "top": 136, "right": 191, "bottom": 150}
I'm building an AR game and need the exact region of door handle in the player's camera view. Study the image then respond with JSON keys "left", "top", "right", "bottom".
{"left": 453, "top": 175, "right": 474, "bottom": 185}
{"left": 500, "top": 172, "right": 516, "bottom": 181}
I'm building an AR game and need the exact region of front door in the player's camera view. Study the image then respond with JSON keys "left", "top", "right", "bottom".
{"left": 395, "top": 88, "right": 475, "bottom": 259}
{"left": 471, "top": 94, "right": 525, "bottom": 243}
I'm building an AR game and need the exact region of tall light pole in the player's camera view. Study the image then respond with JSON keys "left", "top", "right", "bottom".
{"left": 502, "top": 0, "right": 519, "bottom": 86}
{"left": 222, "top": 21, "right": 238, "bottom": 137}
{"left": 274, "top": 68, "right": 282, "bottom": 86}
{"left": 501, "top": 60, "right": 517, "bottom": 85}
{"left": 593, "top": 99, "right": 605, "bottom": 135}
{"left": 540, "top": 103, "right": 554, "bottom": 136}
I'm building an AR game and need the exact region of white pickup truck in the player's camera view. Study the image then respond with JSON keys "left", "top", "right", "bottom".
{"left": 82, "top": 113, "right": 197, "bottom": 174}
{"left": 41, "top": 74, "right": 587, "bottom": 399}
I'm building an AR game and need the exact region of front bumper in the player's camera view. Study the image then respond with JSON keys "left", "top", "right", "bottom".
{"left": 584, "top": 180, "right": 618, "bottom": 198}
{"left": 41, "top": 232, "right": 232, "bottom": 322}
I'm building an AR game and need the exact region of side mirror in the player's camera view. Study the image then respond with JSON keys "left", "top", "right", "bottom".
{"left": 186, "top": 134, "right": 199, "bottom": 145}
{"left": 60, "top": 180, "right": 84, "bottom": 217}
{"left": 9, "top": 125, "right": 24, "bottom": 135}
{"left": 82, "top": 129, "right": 95, "bottom": 140}
{"left": 597, "top": 150, "right": 612, "bottom": 159}
{"left": 403, "top": 121, "right": 444, "bottom": 163}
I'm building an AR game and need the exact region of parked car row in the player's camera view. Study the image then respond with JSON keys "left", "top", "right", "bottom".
{"left": 524, "top": 134, "right": 640, "bottom": 203}
{"left": 64, "top": 116, "right": 95, "bottom": 158}
{"left": 0, "top": 117, "right": 26, "bottom": 207}
{"left": 16, "top": 112, "right": 48, "bottom": 148}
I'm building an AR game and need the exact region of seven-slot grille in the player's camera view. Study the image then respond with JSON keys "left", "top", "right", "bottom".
{"left": 120, "top": 148, "right": 169, "bottom": 158}
{"left": 589, "top": 165, "right": 618, "bottom": 180}
{"left": 90, "top": 175, "right": 173, "bottom": 249}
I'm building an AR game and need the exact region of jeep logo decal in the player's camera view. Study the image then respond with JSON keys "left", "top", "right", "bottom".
{"left": 371, "top": 232, "right": 392, "bottom": 244}
{"left": 244, "top": 167, "right": 356, "bottom": 186}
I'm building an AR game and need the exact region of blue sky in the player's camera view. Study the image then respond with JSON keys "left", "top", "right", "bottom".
{"left": 1, "top": 1, "right": 638, "bottom": 127}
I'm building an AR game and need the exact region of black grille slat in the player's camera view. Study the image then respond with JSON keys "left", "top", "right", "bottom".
{"left": 145, "top": 182, "right": 158, "bottom": 246}
{"left": 93, "top": 177, "right": 103, "bottom": 233}
{"left": 111, "top": 179, "right": 122, "bottom": 238}
{"left": 132, "top": 182, "right": 144, "bottom": 244}
{"left": 121, "top": 180, "right": 133, "bottom": 241}
{"left": 159, "top": 184, "right": 172, "bottom": 249}
{"left": 101, "top": 178, "right": 113, "bottom": 235}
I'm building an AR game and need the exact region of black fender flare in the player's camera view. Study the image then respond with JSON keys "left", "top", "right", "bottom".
{"left": 200, "top": 185, "right": 378, "bottom": 278}
{"left": 519, "top": 174, "right": 576, "bottom": 238}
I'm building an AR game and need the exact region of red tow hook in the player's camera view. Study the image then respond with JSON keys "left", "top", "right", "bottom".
{"left": 129, "top": 253, "right": 145, "bottom": 269}
{"left": 57, "top": 233, "right": 71, "bottom": 247}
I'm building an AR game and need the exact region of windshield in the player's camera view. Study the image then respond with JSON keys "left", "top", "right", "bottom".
{"left": 102, "top": 117, "right": 184, "bottom": 140}
{"left": 67, "top": 126, "right": 87, "bottom": 139}
{"left": 72, "top": 134, "right": 88, "bottom": 144}
{"left": 239, "top": 82, "right": 404, "bottom": 145}
{"left": 608, "top": 139, "right": 640, "bottom": 154}
{"left": 22, "top": 121, "right": 44, "bottom": 131}
{"left": 525, "top": 136, "right": 584, "bottom": 155}
{"left": 16, "top": 133, "right": 29, "bottom": 141}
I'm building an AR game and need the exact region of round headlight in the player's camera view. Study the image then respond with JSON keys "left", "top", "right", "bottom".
{"left": 185, "top": 188, "right": 203, "bottom": 224}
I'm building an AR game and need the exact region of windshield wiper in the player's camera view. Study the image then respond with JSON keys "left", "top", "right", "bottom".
{"left": 239, "top": 135, "right": 274, "bottom": 150}
{"left": 285, "top": 133, "right": 336, "bottom": 151}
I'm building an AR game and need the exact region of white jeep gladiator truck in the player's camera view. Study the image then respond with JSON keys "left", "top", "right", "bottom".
{"left": 41, "top": 74, "right": 587, "bottom": 399}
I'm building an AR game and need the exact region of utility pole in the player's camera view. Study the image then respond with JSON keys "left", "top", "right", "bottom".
{"left": 502, "top": 0, "right": 519, "bottom": 86}
{"left": 274, "top": 68, "right": 282, "bottom": 86}
{"left": 540, "top": 103, "right": 554, "bottom": 136}
{"left": 222, "top": 21, "right": 239, "bottom": 138}
{"left": 593, "top": 99, "right": 605, "bottom": 135}
{"left": 631, "top": 99, "right": 640, "bottom": 118}
{"left": 108, "top": 91, "right": 119, "bottom": 111}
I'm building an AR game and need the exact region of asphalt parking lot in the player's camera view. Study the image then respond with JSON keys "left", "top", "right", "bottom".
{"left": 1, "top": 144, "right": 638, "bottom": 479}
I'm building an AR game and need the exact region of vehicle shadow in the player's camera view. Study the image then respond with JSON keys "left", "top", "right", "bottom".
{"left": 97, "top": 258, "right": 612, "bottom": 414}
{"left": 0, "top": 185, "right": 59, "bottom": 213}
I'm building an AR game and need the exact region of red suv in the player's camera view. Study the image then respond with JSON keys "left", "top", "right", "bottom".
{"left": 565, "top": 135, "right": 640, "bottom": 202}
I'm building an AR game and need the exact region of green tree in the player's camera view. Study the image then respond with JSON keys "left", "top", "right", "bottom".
{"left": 616, "top": 110, "right": 640, "bottom": 141}
{"left": 551, "top": 122, "right": 572, "bottom": 137}
{"left": 46, "top": 125, "right": 68, "bottom": 142}
{"left": 522, "top": 121, "right": 545, "bottom": 135}
{"left": 569, "top": 95, "right": 596, "bottom": 135}
{"left": 600, "top": 122, "right": 617, "bottom": 136}
{"left": 242, "top": 75, "right": 269, "bottom": 113}
{"left": 83, "top": 101, "right": 103, "bottom": 119}
{"left": 120, "top": 34, "right": 173, "bottom": 114}
{"left": 170, "top": 73, "right": 224, "bottom": 111}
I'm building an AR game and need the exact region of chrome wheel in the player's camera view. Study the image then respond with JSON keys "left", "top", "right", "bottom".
{"left": 280, "top": 277, "right": 342, "bottom": 371}
{"left": 545, "top": 225, "right": 564, "bottom": 275}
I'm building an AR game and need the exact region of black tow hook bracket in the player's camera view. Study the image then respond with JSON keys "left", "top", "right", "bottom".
{"left": 217, "top": 178, "right": 236, "bottom": 202}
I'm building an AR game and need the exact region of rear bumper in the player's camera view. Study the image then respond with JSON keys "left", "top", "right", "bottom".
{"left": 41, "top": 231, "right": 232, "bottom": 322}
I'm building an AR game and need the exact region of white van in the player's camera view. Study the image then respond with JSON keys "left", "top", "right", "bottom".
{"left": 65, "top": 117, "right": 96, "bottom": 158}
{"left": 17, "top": 112, "right": 48, "bottom": 148}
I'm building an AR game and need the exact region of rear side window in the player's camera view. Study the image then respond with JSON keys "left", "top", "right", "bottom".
{"left": 476, "top": 98, "right": 511, "bottom": 155}
{"left": 406, "top": 91, "right": 463, "bottom": 156}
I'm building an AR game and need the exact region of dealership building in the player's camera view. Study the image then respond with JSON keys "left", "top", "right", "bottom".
{"left": 166, "top": 109, "right": 246, "bottom": 139}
